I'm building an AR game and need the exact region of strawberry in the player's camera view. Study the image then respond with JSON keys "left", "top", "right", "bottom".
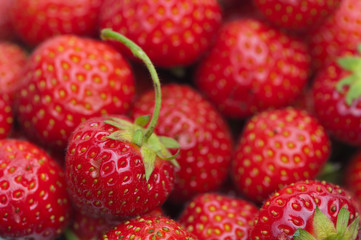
{"left": 250, "top": 180, "right": 360, "bottom": 240}
{"left": 178, "top": 193, "right": 259, "bottom": 240}
{"left": 0, "top": 0, "right": 16, "bottom": 41}
{"left": 253, "top": 0, "right": 341, "bottom": 32}
{"left": 0, "top": 94, "right": 13, "bottom": 139}
{"left": 195, "top": 18, "right": 310, "bottom": 119}
{"left": 311, "top": 45, "right": 361, "bottom": 146}
{"left": 99, "top": 0, "right": 222, "bottom": 67}
{"left": 10, "top": 0, "right": 103, "bottom": 47}
{"left": 308, "top": 0, "right": 361, "bottom": 71}
{"left": 0, "top": 42, "right": 27, "bottom": 100}
{"left": 0, "top": 139, "right": 72, "bottom": 240}
{"left": 16, "top": 35, "right": 135, "bottom": 152}
{"left": 101, "top": 216, "right": 198, "bottom": 240}
{"left": 231, "top": 107, "right": 330, "bottom": 203}
{"left": 131, "top": 83, "right": 234, "bottom": 204}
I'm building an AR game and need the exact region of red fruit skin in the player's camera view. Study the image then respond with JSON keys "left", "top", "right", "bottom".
{"left": 0, "top": 0, "right": 16, "bottom": 41}
{"left": 99, "top": 0, "right": 222, "bottom": 67}
{"left": 16, "top": 35, "right": 135, "bottom": 151}
{"left": 178, "top": 193, "right": 259, "bottom": 240}
{"left": 65, "top": 116, "right": 175, "bottom": 220}
{"left": 10, "top": 0, "right": 103, "bottom": 47}
{"left": 0, "top": 139, "right": 72, "bottom": 240}
{"left": 132, "top": 84, "right": 233, "bottom": 204}
{"left": 232, "top": 108, "right": 330, "bottom": 203}
{"left": 311, "top": 50, "right": 361, "bottom": 146}
{"left": 308, "top": 0, "right": 361, "bottom": 71}
{"left": 0, "top": 42, "right": 27, "bottom": 100}
{"left": 101, "top": 216, "right": 198, "bottom": 240}
{"left": 253, "top": 0, "right": 341, "bottom": 32}
{"left": 0, "top": 94, "right": 13, "bottom": 139}
{"left": 250, "top": 180, "right": 359, "bottom": 240}
{"left": 195, "top": 18, "right": 310, "bottom": 119}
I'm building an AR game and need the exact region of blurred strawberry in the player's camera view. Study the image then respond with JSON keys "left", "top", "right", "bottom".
{"left": 99, "top": 0, "right": 222, "bottom": 67}
{"left": 10, "top": 0, "right": 103, "bottom": 47}
{"left": 344, "top": 151, "right": 361, "bottom": 209}
{"left": 16, "top": 35, "right": 135, "bottom": 151}
{"left": 0, "top": 0, "right": 16, "bottom": 41}
{"left": 195, "top": 18, "right": 310, "bottom": 119}
{"left": 0, "top": 94, "right": 13, "bottom": 139}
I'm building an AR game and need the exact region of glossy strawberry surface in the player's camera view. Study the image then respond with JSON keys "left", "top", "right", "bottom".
{"left": 250, "top": 180, "right": 359, "bottom": 240}
{"left": 10, "top": 0, "right": 103, "bottom": 47}
{"left": 65, "top": 116, "right": 175, "bottom": 220}
{"left": 99, "top": 0, "right": 222, "bottom": 67}
{"left": 101, "top": 216, "right": 198, "bottom": 240}
{"left": 232, "top": 108, "right": 330, "bottom": 203}
{"left": 195, "top": 18, "right": 310, "bottom": 119}
{"left": 0, "top": 139, "right": 71, "bottom": 240}
{"left": 132, "top": 84, "right": 233, "bottom": 203}
{"left": 178, "top": 193, "right": 259, "bottom": 240}
{"left": 16, "top": 35, "right": 135, "bottom": 151}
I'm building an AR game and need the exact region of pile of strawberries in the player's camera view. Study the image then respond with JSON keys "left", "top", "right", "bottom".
{"left": 1, "top": 0, "right": 361, "bottom": 239}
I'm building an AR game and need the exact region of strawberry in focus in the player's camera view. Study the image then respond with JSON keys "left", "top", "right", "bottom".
{"left": 232, "top": 107, "right": 330, "bottom": 203}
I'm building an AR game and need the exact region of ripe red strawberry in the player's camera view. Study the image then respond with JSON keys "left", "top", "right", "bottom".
{"left": 65, "top": 115, "right": 176, "bottom": 220}
{"left": 0, "top": 139, "right": 72, "bottom": 240}
{"left": 253, "top": 0, "right": 341, "bottom": 32}
{"left": 231, "top": 107, "right": 330, "bottom": 203}
{"left": 344, "top": 151, "right": 361, "bottom": 209}
{"left": 99, "top": 0, "right": 222, "bottom": 67}
{"left": 250, "top": 180, "right": 360, "bottom": 240}
{"left": 0, "top": 0, "right": 16, "bottom": 41}
{"left": 0, "top": 42, "right": 27, "bottom": 100}
{"left": 16, "top": 35, "right": 135, "bottom": 151}
{"left": 178, "top": 193, "right": 259, "bottom": 240}
{"left": 132, "top": 84, "right": 234, "bottom": 204}
{"left": 101, "top": 216, "right": 198, "bottom": 240}
{"left": 311, "top": 46, "right": 361, "bottom": 146}
{"left": 195, "top": 18, "right": 310, "bottom": 119}
{"left": 0, "top": 94, "right": 13, "bottom": 139}
{"left": 308, "top": 0, "right": 361, "bottom": 71}
{"left": 10, "top": 0, "right": 103, "bottom": 47}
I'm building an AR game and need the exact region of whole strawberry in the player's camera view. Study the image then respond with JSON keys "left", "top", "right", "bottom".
{"left": 0, "top": 94, "right": 13, "bottom": 139}
{"left": 253, "top": 0, "right": 341, "bottom": 32}
{"left": 132, "top": 83, "right": 233, "bottom": 204}
{"left": 195, "top": 18, "right": 310, "bottom": 119}
{"left": 16, "top": 35, "right": 135, "bottom": 151}
{"left": 308, "top": 0, "right": 361, "bottom": 71}
{"left": 0, "top": 42, "right": 27, "bottom": 100}
{"left": 101, "top": 216, "right": 198, "bottom": 240}
{"left": 99, "top": 0, "right": 222, "bottom": 67}
{"left": 0, "top": 139, "right": 72, "bottom": 240}
{"left": 250, "top": 180, "right": 360, "bottom": 240}
{"left": 232, "top": 107, "right": 330, "bottom": 203}
{"left": 10, "top": 0, "right": 103, "bottom": 47}
{"left": 178, "top": 193, "right": 259, "bottom": 240}
{"left": 312, "top": 45, "right": 361, "bottom": 146}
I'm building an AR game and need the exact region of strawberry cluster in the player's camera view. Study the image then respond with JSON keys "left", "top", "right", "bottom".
{"left": 1, "top": 0, "right": 361, "bottom": 239}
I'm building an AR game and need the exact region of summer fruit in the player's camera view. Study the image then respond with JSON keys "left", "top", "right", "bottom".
{"left": 0, "top": 0, "right": 16, "bottom": 41}
{"left": 253, "top": 0, "right": 341, "bottom": 32}
{"left": 195, "top": 18, "right": 310, "bottom": 119}
{"left": 0, "top": 139, "right": 72, "bottom": 240}
{"left": 308, "top": 0, "right": 361, "bottom": 71}
{"left": 10, "top": 0, "right": 103, "bottom": 47}
{"left": 312, "top": 45, "right": 361, "bottom": 146}
{"left": 132, "top": 83, "right": 233, "bottom": 204}
{"left": 0, "top": 94, "right": 13, "bottom": 139}
{"left": 0, "top": 42, "right": 27, "bottom": 100}
{"left": 178, "top": 193, "right": 259, "bottom": 240}
{"left": 66, "top": 30, "right": 179, "bottom": 220}
{"left": 99, "top": 0, "right": 222, "bottom": 67}
{"left": 16, "top": 34, "right": 135, "bottom": 152}
{"left": 250, "top": 180, "right": 360, "bottom": 240}
{"left": 232, "top": 107, "right": 330, "bottom": 203}
{"left": 101, "top": 216, "right": 198, "bottom": 240}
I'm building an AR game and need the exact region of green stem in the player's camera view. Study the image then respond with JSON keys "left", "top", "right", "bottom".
{"left": 64, "top": 229, "right": 80, "bottom": 240}
{"left": 100, "top": 29, "right": 161, "bottom": 142}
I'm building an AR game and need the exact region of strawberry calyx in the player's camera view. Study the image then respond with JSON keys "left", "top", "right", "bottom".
{"left": 100, "top": 29, "right": 180, "bottom": 181}
{"left": 336, "top": 44, "right": 361, "bottom": 106}
{"left": 293, "top": 206, "right": 360, "bottom": 240}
